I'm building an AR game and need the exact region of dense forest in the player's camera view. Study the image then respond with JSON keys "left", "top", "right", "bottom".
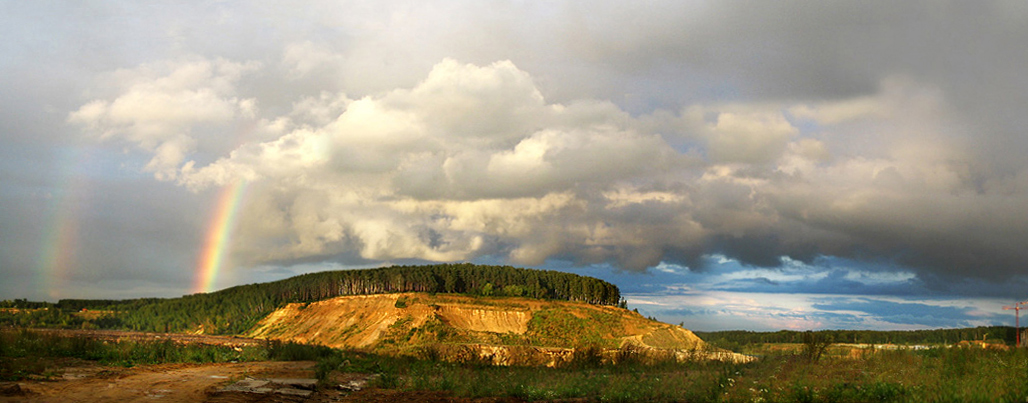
{"left": 1, "top": 264, "right": 622, "bottom": 335}
{"left": 695, "top": 326, "right": 1020, "bottom": 349}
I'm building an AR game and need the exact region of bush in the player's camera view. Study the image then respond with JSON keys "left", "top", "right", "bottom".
{"left": 266, "top": 340, "right": 333, "bottom": 361}
{"left": 564, "top": 345, "right": 604, "bottom": 369}
{"left": 802, "top": 331, "right": 832, "bottom": 362}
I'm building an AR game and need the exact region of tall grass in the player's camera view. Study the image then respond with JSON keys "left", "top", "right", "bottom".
{"left": 354, "top": 345, "right": 1028, "bottom": 402}
{"left": 0, "top": 329, "right": 289, "bottom": 380}
{"left": 0, "top": 328, "right": 368, "bottom": 384}
{"left": 5, "top": 328, "right": 1028, "bottom": 402}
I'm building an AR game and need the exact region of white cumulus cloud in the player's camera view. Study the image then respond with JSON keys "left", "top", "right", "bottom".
{"left": 68, "top": 55, "right": 1028, "bottom": 282}
{"left": 68, "top": 58, "right": 260, "bottom": 180}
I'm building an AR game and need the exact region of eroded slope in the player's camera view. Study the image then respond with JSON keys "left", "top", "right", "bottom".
{"left": 246, "top": 292, "right": 722, "bottom": 365}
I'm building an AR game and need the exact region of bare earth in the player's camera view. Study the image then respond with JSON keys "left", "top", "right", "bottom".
{"left": 1, "top": 360, "right": 317, "bottom": 403}
{"left": 0, "top": 329, "right": 533, "bottom": 402}
{"left": 249, "top": 293, "right": 705, "bottom": 352}
{"left": 0, "top": 360, "right": 534, "bottom": 403}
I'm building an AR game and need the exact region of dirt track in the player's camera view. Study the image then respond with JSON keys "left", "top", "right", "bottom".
{"left": 0, "top": 326, "right": 524, "bottom": 403}
{"left": 0, "top": 329, "right": 581, "bottom": 402}
{"left": 0, "top": 361, "right": 316, "bottom": 403}
{"left": 0, "top": 360, "right": 529, "bottom": 403}
{"left": 20, "top": 328, "right": 266, "bottom": 348}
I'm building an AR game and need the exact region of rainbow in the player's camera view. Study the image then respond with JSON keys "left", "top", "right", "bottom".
{"left": 37, "top": 148, "right": 91, "bottom": 299}
{"left": 193, "top": 180, "right": 248, "bottom": 294}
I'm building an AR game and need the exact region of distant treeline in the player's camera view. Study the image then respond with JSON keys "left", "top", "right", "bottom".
{"left": 1, "top": 264, "right": 622, "bottom": 335}
{"left": 695, "top": 326, "right": 1019, "bottom": 348}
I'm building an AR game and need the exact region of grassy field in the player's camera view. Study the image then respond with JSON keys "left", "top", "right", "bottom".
{"left": 3, "top": 328, "right": 1027, "bottom": 402}
{"left": 365, "top": 346, "right": 1028, "bottom": 402}
{"left": 0, "top": 328, "right": 337, "bottom": 380}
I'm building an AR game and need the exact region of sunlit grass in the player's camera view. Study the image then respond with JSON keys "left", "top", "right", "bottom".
{"left": 4, "top": 328, "right": 1028, "bottom": 402}
{"left": 365, "top": 345, "right": 1028, "bottom": 402}
{"left": 1, "top": 328, "right": 278, "bottom": 380}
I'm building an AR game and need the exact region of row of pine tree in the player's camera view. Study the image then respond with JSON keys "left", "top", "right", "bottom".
{"left": 2, "top": 264, "right": 622, "bottom": 335}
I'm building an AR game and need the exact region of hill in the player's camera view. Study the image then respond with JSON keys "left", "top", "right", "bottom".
{"left": 247, "top": 292, "right": 746, "bottom": 366}
{"left": 5, "top": 264, "right": 622, "bottom": 335}
{"left": 2, "top": 264, "right": 751, "bottom": 365}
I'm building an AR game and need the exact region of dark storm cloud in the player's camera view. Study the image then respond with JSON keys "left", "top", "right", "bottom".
{"left": 4, "top": 1, "right": 1028, "bottom": 304}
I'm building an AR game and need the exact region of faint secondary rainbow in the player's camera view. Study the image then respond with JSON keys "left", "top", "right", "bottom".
{"left": 37, "top": 147, "right": 92, "bottom": 299}
{"left": 193, "top": 180, "right": 248, "bottom": 294}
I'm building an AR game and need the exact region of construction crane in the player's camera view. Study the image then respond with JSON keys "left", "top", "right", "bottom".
{"left": 1003, "top": 301, "right": 1028, "bottom": 347}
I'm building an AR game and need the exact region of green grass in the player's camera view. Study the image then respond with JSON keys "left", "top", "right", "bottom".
{"left": 0, "top": 329, "right": 311, "bottom": 380}
{"left": 360, "top": 345, "right": 1028, "bottom": 402}
{"left": 525, "top": 309, "right": 618, "bottom": 348}
{"left": 5, "top": 328, "right": 1028, "bottom": 402}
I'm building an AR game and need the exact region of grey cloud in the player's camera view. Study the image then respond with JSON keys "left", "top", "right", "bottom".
{"left": 811, "top": 298, "right": 988, "bottom": 328}
{"left": 0, "top": 153, "right": 208, "bottom": 300}
{"left": 8, "top": 1, "right": 1028, "bottom": 302}
{"left": 73, "top": 53, "right": 1028, "bottom": 287}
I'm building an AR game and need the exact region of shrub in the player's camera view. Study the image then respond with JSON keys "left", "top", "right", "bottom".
{"left": 802, "top": 331, "right": 832, "bottom": 362}
{"left": 564, "top": 345, "right": 604, "bottom": 369}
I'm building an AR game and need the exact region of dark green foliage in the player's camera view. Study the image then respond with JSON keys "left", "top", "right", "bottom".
{"left": 564, "top": 345, "right": 604, "bottom": 369}
{"left": 264, "top": 339, "right": 337, "bottom": 362}
{"left": 802, "top": 330, "right": 833, "bottom": 362}
{"left": 0, "top": 299, "right": 51, "bottom": 309}
{"left": 696, "top": 326, "right": 1019, "bottom": 348}
{"left": 0, "top": 329, "right": 349, "bottom": 381}
{"left": 0, "top": 306, "right": 80, "bottom": 328}
{"left": 242, "top": 263, "right": 620, "bottom": 306}
{"left": 0, "top": 329, "right": 274, "bottom": 380}
{"left": 1, "top": 264, "right": 620, "bottom": 336}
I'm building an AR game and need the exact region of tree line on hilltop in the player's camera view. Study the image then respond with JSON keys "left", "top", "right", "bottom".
{"left": 1, "top": 264, "right": 622, "bottom": 335}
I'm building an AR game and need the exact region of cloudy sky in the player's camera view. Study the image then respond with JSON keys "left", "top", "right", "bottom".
{"left": 3, "top": 1, "right": 1028, "bottom": 331}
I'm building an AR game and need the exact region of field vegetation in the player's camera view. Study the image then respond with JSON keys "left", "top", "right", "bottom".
{"left": 4, "top": 327, "right": 1028, "bottom": 402}
{"left": 697, "top": 327, "right": 1018, "bottom": 351}
{"left": 0, "top": 328, "right": 326, "bottom": 381}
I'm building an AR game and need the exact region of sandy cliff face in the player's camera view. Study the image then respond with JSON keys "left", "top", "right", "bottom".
{"left": 247, "top": 293, "right": 747, "bottom": 365}
{"left": 435, "top": 305, "right": 530, "bottom": 334}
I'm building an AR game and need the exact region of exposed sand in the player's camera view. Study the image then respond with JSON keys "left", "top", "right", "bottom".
{"left": 1, "top": 360, "right": 528, "bottom": 403}
{"left": 1, "top": 361, "right": 315, "bottom": 403}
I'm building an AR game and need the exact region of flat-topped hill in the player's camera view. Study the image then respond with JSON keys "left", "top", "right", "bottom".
{"left": 246, "top": 292, "right": 747, "bottom": 365}
{"left": 38, "top": 264, "right": 622, "bottom": 335}
{"left": 3, "top": 264, "right": 751, "bottom": 364}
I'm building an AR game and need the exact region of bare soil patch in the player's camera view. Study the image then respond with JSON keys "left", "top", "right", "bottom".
{"left": 0, "top": 361, "right": 313, "bottom": 403}
{"left": 1, "top": 360, "right": 534, "bottom": 403}
{"left": 21, "top": 328, "right": 266, "bottom": 348}
{"left": 335, "top": 389, "right": 527, "bottom": 403}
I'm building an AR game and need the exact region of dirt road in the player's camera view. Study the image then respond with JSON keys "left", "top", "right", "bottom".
{"left": 0, "top": 361, "right": 315, "bottom": 403}
{"left": 0, "top": 329, "right": 529, "bottom": 402}
{"left": 0, "top": 361, "right": 531, "bottom": 403}
{"left": 20, "top": 328, "right": 265, "bottom": 348}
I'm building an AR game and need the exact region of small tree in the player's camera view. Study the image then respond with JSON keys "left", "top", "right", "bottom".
{"left": 802, "top": 330, "right": 832, "bottom": 362}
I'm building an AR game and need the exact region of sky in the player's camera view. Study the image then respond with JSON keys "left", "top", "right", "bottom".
{"left": 2, "top": 1, "right": 1028, "bottom": 331}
